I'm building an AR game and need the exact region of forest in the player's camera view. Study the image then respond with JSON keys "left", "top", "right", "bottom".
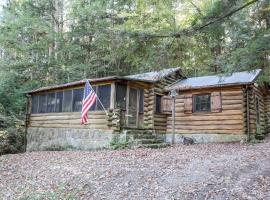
{"left": 0, "top": 0, "right": 269, "bottom": 154}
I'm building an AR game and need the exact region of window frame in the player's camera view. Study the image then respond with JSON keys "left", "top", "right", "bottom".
{"left": 193, "top": 93, "right": 211, "bottom": 113}
{"left": 155, "top": 94, "right": 162, "bottom": 114}
{"left": 30, "top": 83, "right": 112, "bottom": 114}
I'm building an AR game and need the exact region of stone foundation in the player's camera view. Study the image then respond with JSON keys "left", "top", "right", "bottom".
{"left": 165, "top": 133, "right": 247, "bottom": 144}
{"left": 27, "top": 127, "right": 114, "bottom": 151}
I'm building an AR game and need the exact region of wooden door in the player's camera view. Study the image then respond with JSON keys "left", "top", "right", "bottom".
{"left": 127, "top": 88, "right": 138, "bottom": 128}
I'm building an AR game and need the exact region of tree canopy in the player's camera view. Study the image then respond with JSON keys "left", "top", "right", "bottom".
{"left": 0, "top": 0, "right": 269, "bottom": 116}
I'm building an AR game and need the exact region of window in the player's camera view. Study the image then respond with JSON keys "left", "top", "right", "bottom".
{"left": 155, "top": 95, "right": 162, "bottom": 113}
{"left": 29, "top": 84, "right": 111, "bottom": 114}
{"left": 63, "top": 90, "right": 72, "bottom": 112}
{"left": 116, "top": 83, "right": 127, "bottom": 110}
{"left": 139, "top": 89, "right": 144, "bottom": 113}
{"left": 193, "top": 94, "right": 211, "bottom": 112}
{"left": 55, "top": 92, "right": 63, "bottom": 112}
{"left": 90, "top": 86, "right": 97, "bottom": 111}
{"left": 31, "top": 95, "right": 39, "bottom": 114}
{"left": 47, "top": 92, "right": 56, "bottom": 113}
{"left": 38, "top": 94, "right": 47, "bottom": 113}
{"left": 73, "top": 88, "right": 84, "bottom": 112}
{"left": 97, "top": 85, "right": 111, "bottom": 110}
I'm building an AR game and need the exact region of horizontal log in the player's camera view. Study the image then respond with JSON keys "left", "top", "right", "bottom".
{"left": 30, "top": 111, "right": 106, "bottom": 117}
{"left": 167, "top": 124, "right": 243, "bottom": 130}
{"left": 166, "top": 129, "right": 244, "bottom": 134}
{"left": 29, "top": 123, "right": 109, "bottom": 129}
{"left": 30, "top": 114, "right": 107, "bottom": 121}
{"left": 168, "top": 114, "right": 243, "bottom": 121}
{"left": 167, "top": 120, "right": 243, "bottom": 126}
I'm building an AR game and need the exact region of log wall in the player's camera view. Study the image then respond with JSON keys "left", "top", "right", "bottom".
{"left": 143, "top": 88, "right": 155, "bottom": 129}
{"left": 28, "top": 111, "right": 110, "bottom": 130}
{"left": 247, "top": 85, "right": 268, "bottom": 135}
{"left": 167, "top": 87, "right": 245, "bottom": 135}
{"left": 154, "top": 113, "right": 167, "bottom": 133}
{"left": 265, "top": 92, "right": 270, "bottom": 132}
{"left": 152, "top": 70, "right": 183, "bottom": 132}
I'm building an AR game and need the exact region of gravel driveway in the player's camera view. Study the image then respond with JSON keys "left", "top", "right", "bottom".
{"left": 1, "top": 138, "right": 270, "bottom": 200}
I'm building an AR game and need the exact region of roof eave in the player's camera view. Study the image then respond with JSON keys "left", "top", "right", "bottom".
{"left": 25, "top": 76, "right": 155, "bottom": 95}
{"left": 165, "top": 82, "right": 255, "bottom": 92}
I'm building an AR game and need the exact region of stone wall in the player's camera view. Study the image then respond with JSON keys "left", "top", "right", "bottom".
{"left": 27, "top": 127, "right": 114, "bottom": 151}
{"left": 165, "top": 133, "right": 247, "bottom": 144}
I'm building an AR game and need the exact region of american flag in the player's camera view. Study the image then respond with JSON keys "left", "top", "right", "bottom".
{"left": 81, "top": 80, "right": 97, "bottom": 125}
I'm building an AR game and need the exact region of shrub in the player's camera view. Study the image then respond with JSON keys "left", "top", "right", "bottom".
{"left": 0, "top": 114, "right": 25, "bottom": 155}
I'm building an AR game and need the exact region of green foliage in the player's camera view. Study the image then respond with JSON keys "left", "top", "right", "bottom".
{"left": 110, "top": 136, "right": 129, "bottom": 150}
{"left": 0, "top": 0, "right": 269, "bottom": 154}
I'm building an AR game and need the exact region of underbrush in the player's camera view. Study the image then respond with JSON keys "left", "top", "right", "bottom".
{"left": 0, "top": 114, "right": 25, "bottom": 155}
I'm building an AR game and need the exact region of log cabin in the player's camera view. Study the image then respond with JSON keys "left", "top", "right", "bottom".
{"left": 25, "top": 68, "right": 270, "bottom": 151}
{"left": 25, "top": 68, "right": 184, "bottom": 150}
{"left": 165, "top": 69, "right": 269, "bottom": 143}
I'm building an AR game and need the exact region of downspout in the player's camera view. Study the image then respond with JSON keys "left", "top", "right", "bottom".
{"left": 246, "top": 85, "right": 250, "bottom": 141}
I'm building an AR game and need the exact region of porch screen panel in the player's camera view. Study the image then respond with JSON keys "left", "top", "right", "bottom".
{"left": 31, "top": 95, "right": 39, "bottom": 114}
{"left": 38, "top": 94, "right": 47, "bottom": 113}
{"left": 63, "top": 90, "right": 72, "bottom": 112}
{"left": 47, "top": 92, "right": 56, "bottom": 113}
{"left": 116, "top": 83, "right": 127, "bottom": 110}
{"left": 73, "top": 88, "right": 84, "bottom": 112}
{"left": 90, "top": 86, "right": 97, "bottom": 111}
{"left": 128, "top": 88, "right": 138, "bottom": 126}
{"left": 55, "top": 92, "right": 63, "bottom": 112}
{"left": 97, "top": 85, "right": 111, "bottom": 110}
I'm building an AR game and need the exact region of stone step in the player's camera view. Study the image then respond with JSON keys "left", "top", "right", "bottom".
{"left": 136, "top": 138, "right": 164, "bottom": 144}
{"left": 133, "top": 134, "right": 156, "bottom": 140}
{"left": 140, "top": 143, "right": 169, "bottom": 149}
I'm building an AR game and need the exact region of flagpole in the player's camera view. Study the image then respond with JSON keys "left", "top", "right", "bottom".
{"left": 85, "top": 79, "right": 108, "bottom": 115}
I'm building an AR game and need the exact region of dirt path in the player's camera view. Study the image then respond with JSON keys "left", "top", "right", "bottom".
{"left": 1, "top": 138, "right": 270, "bottom": 200}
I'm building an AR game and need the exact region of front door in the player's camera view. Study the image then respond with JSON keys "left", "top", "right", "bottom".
{"left": 127, "top": 88, "right": 138, "bottom": 128}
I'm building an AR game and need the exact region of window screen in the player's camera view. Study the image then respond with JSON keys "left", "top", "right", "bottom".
{"left": 47, "top": 92, "right": 56, "bottom": 113}
{"left": 31, "top": 95, "right": 39, "bottom": 114}
{"left": 193, "top": 94, "right": 211, "bottom": 112}
{"left": 55, "top": 92, "right": 63, "bottom": 112}
{"left": 38, "top": 94, "right": 47, "bottom": 113}
{"left": 73, "top": 88, "right": 84, "bottom": 112}
{"left": 155, "top": 95, "right": 162, "bottom": 113}
{"left": 116, "top": 83, "right": 127, "bottom": 110}
{"left": 97, "top": 85, "right": 111, "bottom": 110}
{"left": 63, "top": 90, "right": 73, "bottom": 112}
{"left": 139, "top": 89, "right": 144, "bottom": 113}
{"left": 90, "top": 86, "right": 97, "bottom": 111}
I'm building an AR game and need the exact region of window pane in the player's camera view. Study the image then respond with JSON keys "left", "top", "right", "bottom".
{"left": 97, "top": 85, "right": 111, "bottom": 110}
{"left": 116, "top": 83, "right": 127, "bottom": 110}
{"left": 31, "top": 95, "right": 39, "bottom": 114}
{"left": 139, "top": 89, "right": 144, "bottom": 113}
{"left": 38, "top": 94, "right": 47, "bottom": 113}
{"left": 47, "top": 92, "right": 56, "bottom": 113}
{"left": 63, "top": 90, "right": 72, "bottom": 112}
{"left": 194, "top": 94, "right": 211, "bottom": 112}
{"left": 155, "top": 95, "right": 162, "bottom": 113}
{"left": 90, "top": 86, "right": 97, "bottom": 111}
{"left": 73, "top": 88, "right": 84, "bottom": 112}
{"left": 55, "top": 92, "right": 63, "bottom": 112}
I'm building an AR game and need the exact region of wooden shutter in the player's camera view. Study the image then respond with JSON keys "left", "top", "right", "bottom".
{"left": 184, "top": 94, "right": 193, "bottom": 114}
{"left": 162, "top": 96, "right": 172, "bottom": 113}
{"left": 211, "top": 92, "right": 222, "bottom": 112}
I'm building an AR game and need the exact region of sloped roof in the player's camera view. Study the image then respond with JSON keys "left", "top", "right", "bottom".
{"left": 125, "top": 67, "right": 181, "bottom": 82}
{"left": 27, "top": 67, "right": 182, "bottom": 94}
{"left": 167, "top": 69, "right": 262, "bottom": 91}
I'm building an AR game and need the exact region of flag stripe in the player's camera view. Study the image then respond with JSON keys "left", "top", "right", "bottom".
{"left": 81, "top": 81, "right": 97, "bottom": 125}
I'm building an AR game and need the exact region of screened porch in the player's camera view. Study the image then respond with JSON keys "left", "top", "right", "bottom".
{"left": 29, "top": 81, "right": 147, "bottom": 129}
